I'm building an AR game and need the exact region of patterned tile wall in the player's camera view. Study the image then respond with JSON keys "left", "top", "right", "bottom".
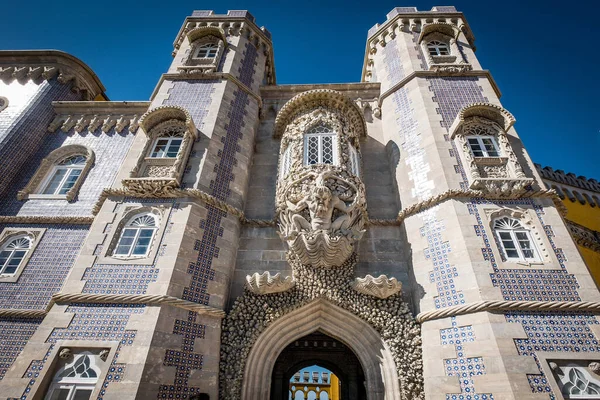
{"left": 9, "top": 304, "right": 144, "bottom": 400}
{"left": 0, "top": 127, "right": 135, "bottom": 217}
{"left": 0, "top": 317, "right": 43, "bottom": 381}
{"left": 0, "top": 80, "right": 81, "bottom": 196}
{"left": 163, "top": 80, "right": 216, "bottom": 130}
{"left": 441, "top": 317, "right": 494, "bottom": 400}
{"left": 428, "top": 75, "right": 595, "bottom": 398}
{"left": 0, "top": 225, "right": 88, "bottom": 310}
{"left": 157, "top": 42, "right": 258, "bottom": 395}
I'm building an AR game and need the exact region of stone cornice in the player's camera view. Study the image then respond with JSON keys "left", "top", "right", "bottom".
{"left": 0, "top": 215, "right": 94, "bottom": 225}
{"left": 48, "top": 101, "right": 150, "bottom": 133}
{"left": 0, "top": 50, "right": 106, "bottom": 100}
{"left": 566, "top": 220, "right": 600, "bottom": 253}
{"left": 172, "top": 13, "right": 276, "bottom": 85}
{"left": 536, "top": 164, "right": 600, "bottom": 194}
{"left": 260, "top": 82, "right": 381, "bottom": 100}
{"left": 150, "top": 72, "right": 262, "bottom": 107}
{"left": 378, "top": 69, "right": 502, "bottom": 104}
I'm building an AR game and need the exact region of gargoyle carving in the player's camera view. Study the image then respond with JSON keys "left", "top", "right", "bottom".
{"left": 277, "top": 166, "right": 366, "bottom": 267}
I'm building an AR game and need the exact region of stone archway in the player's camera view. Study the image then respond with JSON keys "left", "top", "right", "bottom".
{"left": 241, "top": 299, "right": 401, "bottom": 400}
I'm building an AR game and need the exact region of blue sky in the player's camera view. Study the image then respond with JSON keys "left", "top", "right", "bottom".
{"left": 1, "top": 0, "right": 597, "bottom": 178}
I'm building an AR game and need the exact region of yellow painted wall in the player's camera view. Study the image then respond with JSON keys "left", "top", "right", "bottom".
{"left": 329, "top": 373, "right": 340, "bottom": 400}
{"left": 563, "top": 199, "right": 600, "bottom": 285}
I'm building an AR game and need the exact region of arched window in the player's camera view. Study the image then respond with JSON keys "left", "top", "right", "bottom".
{"left": 279, "top": 145, "right": 292, "bottom": 180}
{"left": 149, "top": 131, "right": 183, "bottom": 158}
{"left": 45, "top": 352, "right": 100, "bottom": 400}
{"left": 0, "top": 235, "right": 31, "bottom": 276}
{"left": 114, "top": 214, "right": 158, "bottom": 257}
{"left": 493, "top": 217, "right": 539, "bottom": 262}
{"left": 304, "top": 124, "right": 337, "bottom": 166}
{"left": 427, "top": 40, "right": 450, "bottom": 56}
{"left": 193, "top": 42, "right": 219, "bottom": 59}
{"left": 465, "top": 125, "right": 500, "bottom": 158}
{"left": 41, "top": 155, "right": 87, "bottom": 195}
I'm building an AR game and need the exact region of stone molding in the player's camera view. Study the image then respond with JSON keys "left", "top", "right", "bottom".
{"left": 48, "top": 101, "right": 149, "bottom": 134}
{"left": 273, "top": 89, "right": 367, "bottom": 138}
{"left": 186, "top": 26, "right": 228, "bottom": 44}
{"left": 536, "top": 164, "right": 600, "bottom": 194}
{"left": 351, "top": 274, "right": 403, "bottom": 299}
{"left": 0, "top": 215, "right": 94, "bottom": 224}
{"left": 416, "top": 300, "right": 600, "bottom": 323}
{"left": 0, "top": 293, "right": 225, "bottom": 319}
{"left": 245, "top": 272, "right": 295, "bottom": 295}
{"left": 0, "top": 50, "right": 105, "bottom": 100}
{"left": 17, "top": 144, "right": 95, "bottom": 202}
{"left": 183, "top": 28, "right": 227, "bottom": 72}
{"left": 567, "top": 220, "right": 600, "bottom": 252}
{"left": 124, "top": 106, "right": 196, "bottom": 191}
{"left": 450, "top": 102, "right": 516, "bottom": 134}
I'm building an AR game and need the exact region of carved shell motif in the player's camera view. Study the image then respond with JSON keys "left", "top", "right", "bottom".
{"left": 351, "top": 274, "right": 402, "bottom": 299}
{"left": 246, "top": 272, "right": 295, "bottom": 295}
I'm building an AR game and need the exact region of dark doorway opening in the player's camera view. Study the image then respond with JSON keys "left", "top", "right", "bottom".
{"left": 270, "top": 332, "right": 367, "bottom": 400}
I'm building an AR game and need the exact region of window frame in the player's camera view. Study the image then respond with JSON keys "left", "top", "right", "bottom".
{"left": 427, "top": 40, "right": 451, "bottom": 56}
{"left": 148, "top": 136, "right": 183, "bottom": 159}
{"left": 39, "top": 155, "right": 87, "bottom": 196}
{"left": 303, "top": 124, "right": 338, "bottom": 167}
{"left": 0, "top": 229, "right": 45, "bottom": 282}
{"left": 192, "top": 42, "right": 219, "bottom": 59}
{"left": 467, "top": 135, "right": 501, "bottom": 158}
{"left": 493, "top": 217, "right": 540, "bottom": 262}
{"left": 113, "top": 213, "right": 159, "bottom": 258}
{"left": 43, "top": 352, "right": 101, "bottom": 400}
{"left": 0, "top": 234, "right": 32, "bottom": 276}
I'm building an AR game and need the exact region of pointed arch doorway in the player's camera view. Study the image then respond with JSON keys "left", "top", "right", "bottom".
{"left": 241, "top": 299, "right": 401, "bottom": 400}
{"left": 271, "top": 331, "right": 366, "bottom": 400}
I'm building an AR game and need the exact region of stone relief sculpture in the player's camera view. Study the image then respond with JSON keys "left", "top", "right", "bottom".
{"left": 277, "top": 167, "right": 366, "bottom": 267}
{"left": 245, "top": 271, "right": 295, "bottom": 295}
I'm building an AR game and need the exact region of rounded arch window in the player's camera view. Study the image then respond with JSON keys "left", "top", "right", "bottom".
{"left": 0, "top": 235, "right": 32, "bottom": 276}
{"left": 493, "top": 217, "right": 539, "bottom": 262}
{"left": 149, "top": 130, "right": 183, "bottom": 159}
{"left": 46, "top": 352, "right": 101, "bottom": 400}
{"left": 427, "top": 40, "right": 450, "bottom": 56}
{"left": 114, "top": 213, "right": 158, "bottom": 257}
{"left": 41, "top": 155, "right": 87, "bottom": 195}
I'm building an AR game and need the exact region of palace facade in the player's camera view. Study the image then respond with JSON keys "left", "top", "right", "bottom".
{"left": 0, "top": 6, "right": 599, "bottom": 400}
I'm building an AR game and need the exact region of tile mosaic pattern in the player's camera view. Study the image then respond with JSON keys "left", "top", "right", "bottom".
{"left": 0, "top": 128, "right": 135, "bottom": 217}
{"left": 441, "top": 317, "right": 494, "bottom": 400}
{"left": 11, "top": 304, "right": 143, "bottom": 400}
{"left": 427, "top": 77, "right": 488, "bottom": 129}
{"left": 381, "top": 38, "right": 405, "bottom": 89}
{"left": 164, "top": 80, "right": 216, "bottom": 129}
{"left": 0, "top": 79, "right": 81, "bottom": 196}
{"left": 157, "top": 312, "right": 205, "bottom": 398}
{"left": 0, "top": 225, "right": 88, "bottom": 310}
{"left": 238, "top": 41, "right": 258, "bottom": 89}
{"left": 0, "top": 318, "right": 43, "bottom": 381}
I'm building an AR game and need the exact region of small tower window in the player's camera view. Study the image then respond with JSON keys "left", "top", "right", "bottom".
{"left": 427, "top": 40, "right": 450, "bottom": 56}
{"left": 41, "top": 155, "right": 87, "bottom": 195}
{"left": 0, "top": 235, "right": 32, "bottom": 276}
{"left": 114, "top": 214, "right": 158, "bottom": 257}
{"left": 193, "top": 42, "right": 219, "bottom": 59}
{"left": 304, "top": 124, "right": 337, "bottom": 166}
{"left": 493, "top": 217, "right": 539, "bottom": 262}
{"left": 149, "top": 132, "right": 183, "bottom": 158}
{"left": 467, "top": 136, "right": 500, "bottom": 157}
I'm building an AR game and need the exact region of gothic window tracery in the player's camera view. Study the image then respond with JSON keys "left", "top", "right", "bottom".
{"left": 114, "top": 213, "right": 158, "bottom": 258}
{"left": 44, "top": 352, "right": 101, "bottom": 400}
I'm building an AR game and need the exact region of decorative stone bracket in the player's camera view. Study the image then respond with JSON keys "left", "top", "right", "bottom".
{"left": 246, "top": 272, "right": 295, "bottom": 295}
{"left": 351, "top": 274, "right": 403, "bottom": 299}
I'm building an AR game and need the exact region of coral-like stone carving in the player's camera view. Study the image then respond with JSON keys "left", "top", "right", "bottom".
{"left": 352, "top": 274, "right": 403, "bottom": 299}
{"left": 245, "top": 272, "right": 295, "bottom": 295}
{"left": 277, "top": 166, "right": 366, "bottom": 267}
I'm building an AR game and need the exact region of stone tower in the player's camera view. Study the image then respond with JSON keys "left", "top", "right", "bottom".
{"left": 0, "top": 6, "right": 599, "bottom": 400}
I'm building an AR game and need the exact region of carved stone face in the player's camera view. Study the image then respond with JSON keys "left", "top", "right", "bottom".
{"left": 310, "top": 185, "right": 332, "bottom": 218}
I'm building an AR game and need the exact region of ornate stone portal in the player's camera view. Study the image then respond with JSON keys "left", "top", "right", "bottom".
{"left": 221, "top": 90, "right": 422, "bottom": 400}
